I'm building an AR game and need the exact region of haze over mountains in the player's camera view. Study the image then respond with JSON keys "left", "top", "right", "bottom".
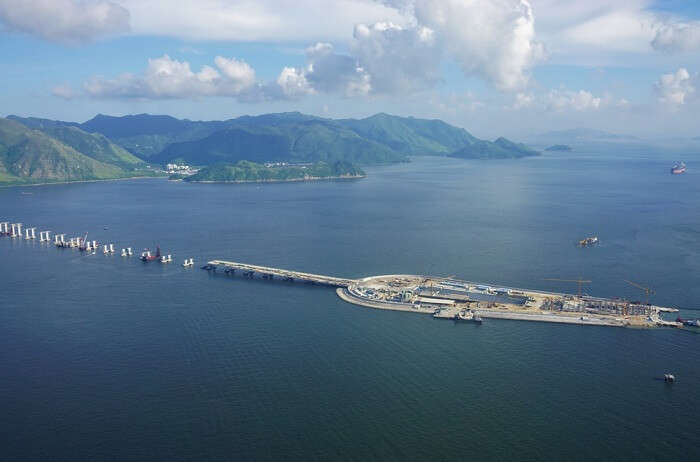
{"left": 1, "top": 112, "right": 539, "bottom": 185}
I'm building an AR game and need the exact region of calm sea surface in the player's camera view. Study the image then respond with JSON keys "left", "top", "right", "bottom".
{"left": 1, "top": 147, "right": 700, "bottom": 461}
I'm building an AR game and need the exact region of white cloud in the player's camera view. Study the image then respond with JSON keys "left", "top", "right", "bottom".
{"left": 52, "top": 84, "right": 77, "bottom": 99}
{"left": 546, "top": 89, "right": 602, "bottom": 111}
{"left": 282, "top": 0, "right": 542, "bottom": 95}
{"left": 512, "top": 92, "right": 535, "bottom": 109}
{"left": 411, "top": 0, "right": 543, "bottom": 90}
{"left": 303, "top": 42, "right": 372, "bottom": 96}
{"left": 119, "top": 0, "right": 406, "bottom": 42}
{"left": 213, "top": 56, "right": 256, "bottom": 92}
{"left": 0, "top": 0, "right": 129, "bottom": 43}
{"left": 84, "top": 54, "right": 260, "bottom": 99}
{"left": 351, "top": 21, "right": 440, "bottom": 93}
{"left": 655, "top": 68, "right": 696, "bottom": 107}
{"left": 276, "top": 67, "right": 314, "bottom": 98}
{"left": 652, "top": 22, "right": 700, "bottom": 52}
{"left": 561, "top": 9, "right": 656, "bottom": 53}
{"left": 507, "top": 88, "right": 609, "bottom": 112}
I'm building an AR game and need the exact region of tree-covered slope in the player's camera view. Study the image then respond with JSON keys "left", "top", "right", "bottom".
{"left": 4, "top": 112, "right": 539, "bottom": 169}
{"left": 449, "top": 137, "right": 539, "bottom": 159}
{"left": 9, "top": 116, "right": 145, "bottom": 169}
{"left": 154, "top": 118, "right": 406, "bottom": 166}
{"left": 338, "top": 113, "right": 478, "bottom": 155}
{"left": 80, "top": 114, "right": 228, "bottom": 158}
{"left": 0, "top": 118, "right": 143, "bottom": 185}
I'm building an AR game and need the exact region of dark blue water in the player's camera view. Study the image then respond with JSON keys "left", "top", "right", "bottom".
{"left": 2, "top": 149, "right": 700, "bottom": 461}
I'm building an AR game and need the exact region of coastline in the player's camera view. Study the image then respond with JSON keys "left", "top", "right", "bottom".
{"left": 184, "top": 174, "right": 366, "bottom": 184}
{"left": 0, "top": 174, "right": 166, "bottom": 189}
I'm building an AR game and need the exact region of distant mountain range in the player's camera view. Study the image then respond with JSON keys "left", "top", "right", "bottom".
{"left": 1, "top": 112, "right": 539, "bottom": 185}
{"left": 533, "top": 128, "right": 639, "bottom": 145}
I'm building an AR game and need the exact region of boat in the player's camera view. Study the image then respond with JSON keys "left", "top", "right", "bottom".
{"left": 664, "top": 373, "right": 675, "bottom": 383}
{"left": 454, "top": 309, "right": 483, "bottom": 324}
{"left": 578, "top": 236, "right": 599, "bottom": 246}
{"left": 78, "top": 233, "right": 91, "bottom": 252}
{"left": 671, "top": 162, "right": 686, "bottom": 174}
{"left": 140, "top": 246, "right": 161, "bottom": 262}
{"left": 183, "top": 258, "right": 194, "bottom": 267}
{"left": 676, "top": 316, "right": 700, "bottom": 327}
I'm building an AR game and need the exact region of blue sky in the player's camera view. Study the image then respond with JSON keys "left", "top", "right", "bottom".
{"left": 2, "top": 0, "right": 700, "bottom": 139}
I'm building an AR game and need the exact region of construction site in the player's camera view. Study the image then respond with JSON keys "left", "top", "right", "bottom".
{"left": 201, "top": 259, "right": 682, "bottom": 328}
{"left": 1, "top": 217, "right": 685, "bottom": 329}
{"left": 337, "top": 275, "right": 680, "bottom": 328}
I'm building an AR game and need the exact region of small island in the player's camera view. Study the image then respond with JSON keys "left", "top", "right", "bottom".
{"left": 545, "top": 144, "right": 572, "bottom": 152}
{"left": 180, "top": 160, "right": 365, "bottom": 183}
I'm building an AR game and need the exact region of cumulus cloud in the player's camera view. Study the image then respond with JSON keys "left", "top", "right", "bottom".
{"left": 411, "top": 0, "right": 543, "bottom": 90}
{"left": 351, "top": 21, "right": 440, "bottom": 93}
{"left": 652, "top": 22, "right": 700, "bottom": 52}
{"left": 273, "top": 1, "right": 542, "bottom": 96}
{"left": 546, "top": 89, "right": 602, "bottom": 111}
{"left": 276, "top": 67, "right": 314, "bottom": 98}
{"left": 0, "top": 0, "right": 129, "bottom": 43}
{"left": 84, "top": 55, "right": 261, "bottom": 99}
{"left": 655, "top": 68, "right": 696, "bottom": 108}
{"left": 302, "top": 42, "right": 372, "bottom": 96}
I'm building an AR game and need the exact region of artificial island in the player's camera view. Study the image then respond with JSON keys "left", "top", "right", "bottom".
{"left": 203, "top": 260, "right": 680, "bottom": 328}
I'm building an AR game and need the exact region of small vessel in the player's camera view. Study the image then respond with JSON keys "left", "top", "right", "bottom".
{"left": 140, "top": 246, "right": 161, "bottom": 262}
{"left": 676, "top": 316, "right": 700, "bottom": 327}
{"left": 160, "top": 254, "right": 173, "bottom": 263}
{"left": 78, "top": 233, "right": 91, "bottom": 252}
{"left": 664, "top": 373, "right": 675, "bottom": 383}
{"left": 671, "top": 162, "right": 686, "bottom": 174}
{"left": 183, "top": 258, "right": 194, "bottom": 267}
{"left": 121, "top": 248, "right": 128, "bottom": 257}
{"left": 578, "top": 236, "right": 599, "bottom": 246}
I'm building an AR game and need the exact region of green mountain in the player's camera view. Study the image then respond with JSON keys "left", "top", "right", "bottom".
{"left": 80, "top": 114, "right": 228, "bottom": 158}
{"left": 339, "top": 113, "right": 478, "bottom": 155}
{"left": 9, "top": 116, "right": 144, "bottom": 169}
{"left": 0, "top": 118, "right": 152, "bottom": 185}
{"left": 3, "top": 112, "right": 539, "bottom": 176}
{"left": 184, "top": 160, "right": 364, "bottom": 183}
{"left": 150, "top": 112, "right": 537, "bottom": 165}
{"left": 449, "top": 137, "right": 539, "bottom": 159}
{"left": 154, "top": 114, "right": 406, "bottom": 166}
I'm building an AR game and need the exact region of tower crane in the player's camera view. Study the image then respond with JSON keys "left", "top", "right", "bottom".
{"left": 624, "top": 280, "right": 655, "bottom": 305}
{"left": 543, "top": 277, "right": 591, "bottom": 297}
